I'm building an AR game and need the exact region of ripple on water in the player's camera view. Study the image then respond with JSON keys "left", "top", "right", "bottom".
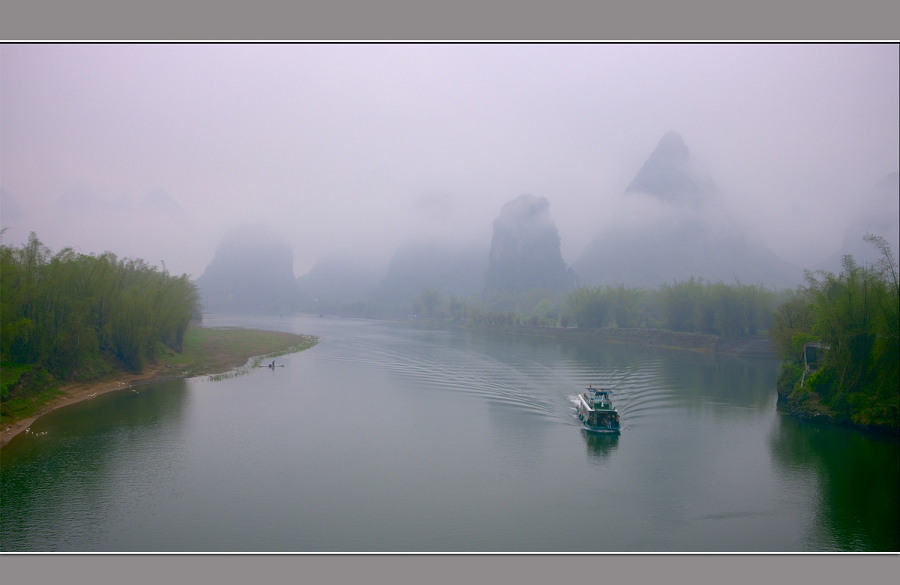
{"left": 309, "top": 330, "right": 686, "bottom": 428}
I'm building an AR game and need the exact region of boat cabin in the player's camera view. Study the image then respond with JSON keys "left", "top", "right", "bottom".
{"left": 578, "top": 386, "right": 620, "bottom": 431}
{"left": 584, "top": 387, "right": 613, "bottom": 410}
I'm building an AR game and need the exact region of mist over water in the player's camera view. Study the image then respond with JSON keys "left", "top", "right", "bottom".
{"left": 2, "top": 315, "right": 896, "bottom": 552}
{"left": 1, "top": 44, "right": 898, "bottom": 553}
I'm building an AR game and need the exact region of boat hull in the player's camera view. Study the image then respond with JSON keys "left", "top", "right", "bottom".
{"left": 582, "top": 424, "right": 620, "bottom": 434}
{"left": 576, "top": 387, "right": 621, "bottom": 433}
{"left": 578, "top": 415, "right": 621, "bottom": 434}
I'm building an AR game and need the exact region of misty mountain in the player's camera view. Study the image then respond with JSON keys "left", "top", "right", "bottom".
{"left": 296, "top": 255, "right": 385, "bottom": 306}
{"left": 573, "top": 131, "right": 803, "bottom": 289}
{"left": 378, "top": 241, "right": 489, "bottom": 303}
{"left": 196, "top": 227, "right": 299, "bottom": 313}
{"left": 142, "top": 189, "right": 188, "bottom": 220}
{"left": 817, "top": 172, "right": 900, "bottom": 274}
{"left": 484, "top": 194, "right": 576, "bottom": 295}
{"left": 0, "top": 188, "right": 24, "bottom": 223}
{"left": 57, "top": 184, "right": 134, "bottom": 213}
{"left": 575, "top": 218, "right": 803, "bottom": 289}
{"left": 625, "top": 130, "right": 717, "bottom": 206}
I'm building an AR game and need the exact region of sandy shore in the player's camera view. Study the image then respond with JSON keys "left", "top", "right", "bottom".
{"left": 1, "top": 325, "right": 316, "bottom": 449}
{"left": 1, "top": 364, "right": 193, "bottom": 448}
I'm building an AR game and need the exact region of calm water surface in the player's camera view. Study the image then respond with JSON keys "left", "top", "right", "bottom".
{"left": 2, "top": 314, "right": 897, "bottom": 551}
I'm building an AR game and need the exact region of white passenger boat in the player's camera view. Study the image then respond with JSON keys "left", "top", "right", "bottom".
{"left": 576, "top": 386, "right": 621, "bottom": 433}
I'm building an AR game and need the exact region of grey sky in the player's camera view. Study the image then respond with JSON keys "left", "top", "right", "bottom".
{"left": 1, "top": 44, "right": 897, "bottom": 278}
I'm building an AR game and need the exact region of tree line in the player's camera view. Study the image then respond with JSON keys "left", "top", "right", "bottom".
{"left": 331, "top": 235, "right": 899, "bottom": 433}
{"left": 565, "top": 280, "right": 778, "bottom": 337}
{"left": 1, "top": 232, "right": 199, "bottom": 388}
{"left": 398, "top": 278, "right": 782, "bottom": 339}
{"left": 769, "top": 235, "right": 898, "bottom": 431}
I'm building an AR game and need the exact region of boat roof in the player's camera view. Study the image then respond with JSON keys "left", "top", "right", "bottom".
{"left": 579, "top": 393, "right": 618, "bottom": 412}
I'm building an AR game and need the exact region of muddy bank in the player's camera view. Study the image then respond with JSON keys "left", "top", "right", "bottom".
{"left": 2, "top": 365, "right": 185, "bottom": 448}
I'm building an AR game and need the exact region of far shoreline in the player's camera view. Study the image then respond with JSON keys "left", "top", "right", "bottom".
{"left": 1, "top": 326, "right": 317, "bottom": 449}
{"left": 413, "top": 319, "right": 777, "bottom": 358}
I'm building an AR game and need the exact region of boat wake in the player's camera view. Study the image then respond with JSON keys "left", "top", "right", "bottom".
{"left": 310, "top": 333, "right": 562, "bottom": 420}
{"left": 309, "top": 329, "right": 679, "bottom": 429}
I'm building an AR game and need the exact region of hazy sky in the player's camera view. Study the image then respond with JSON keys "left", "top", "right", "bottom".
{"left": 1, "top": 44, "right": 897, "bottom": 278}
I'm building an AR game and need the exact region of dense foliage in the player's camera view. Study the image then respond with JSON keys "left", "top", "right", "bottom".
{"left": 770, "top": 236, "right": 899, "bottom": 432}
{"left": 565, "top": 280, "right": 777, "bottom": 337}
{"left": 1, "top": 232, "right": 200, "bottom": 385}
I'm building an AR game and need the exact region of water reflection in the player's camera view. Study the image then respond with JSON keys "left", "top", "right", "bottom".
{"left": 582, "top": 429, "right": 619, "bottom": 460}
{"left": 652, "top": 349, "right": 777, "bottom": 411}
{"left": 559, "top": 337, "right": 779, "bottom": 432}
{"left": 3, "top": 315, "right": 897, "bottom": 552}
{"left": 1, "top": 379, "right": 190, "bottom": 551}
{"left": 769, "top": 415, "right": 900, "bottom": 551}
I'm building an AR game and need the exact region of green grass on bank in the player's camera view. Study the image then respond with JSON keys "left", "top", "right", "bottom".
{"left": 1, "top": 362, "right": 64, "bottom": 425}
{"left": 157, "top": 326, "right": 317, "bottom": 378}
{"left": 1, "top": 362, "right": 32, "bottom": 397}
{"left": 1, "top": 325, "right": 318, "bottom": 426}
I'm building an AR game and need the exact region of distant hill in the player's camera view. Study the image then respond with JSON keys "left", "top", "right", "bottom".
{"left": 573, "top": 131, "right": 803, "bottom": 289}
{"left": 574, "top": 218, "right": 803, "bottom": 289}
{"left": 296, "top": 255, "right": 385, "bottom": 307}
{"left": 378, "top": 241, "right": 488, "bottom": 303}
{"left": 484, "top": 194, "right": 576, "bottom": 295}
{"left": 625, "top": 130, "right": 717, "bottom": 206}
{"left": 196, "top": 227, "right": 299, "bottom": 313}
{"left": 817, "top": 172, "right": 899, "bottom": 274}
{"left": 0, "top": 188, "right": 24, "bottom": 222}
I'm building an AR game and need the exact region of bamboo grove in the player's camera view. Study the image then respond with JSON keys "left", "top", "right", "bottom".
{"left": 770, "top": 235, "right": 899, "bottom": 431}
{"left": 565, "top": 280, "right": 777, "bottom": 337}
{"left": 1, "top": 232, "right": 200, "bottom": 384}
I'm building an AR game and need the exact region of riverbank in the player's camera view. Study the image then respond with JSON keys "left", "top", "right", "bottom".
{"left": 449, "top": 322, "right": 776, "bottom": 357}
{"left": 778, "top": 391, "right": 898, "bottom": 436}
{"left": 1, "top": 325, "right": 317, "bottom": 448}
{"left": 775, "top": 369, "right": 899, "bottom": 437}
{"left": 459, "top": 321, "right": 895, "bottom": 435}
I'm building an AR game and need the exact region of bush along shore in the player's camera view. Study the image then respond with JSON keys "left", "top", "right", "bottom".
{"left": 405, "top": 277, "right": 783, "bottom": 357}
{"left": 769, "top": 236, "right": 899, "bottom": 435}
{"left": 413, "top": 236, "right": 896, "bottom": 435}
{"left": 1, "top": 232, "right": 318, "bottom": 446}
{"left": 1, "top": 324, "right": 317, "bottom": 447}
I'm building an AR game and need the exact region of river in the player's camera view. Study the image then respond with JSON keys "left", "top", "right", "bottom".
{"left": 1, "top": 314, "right": 897, "bottom": 552}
